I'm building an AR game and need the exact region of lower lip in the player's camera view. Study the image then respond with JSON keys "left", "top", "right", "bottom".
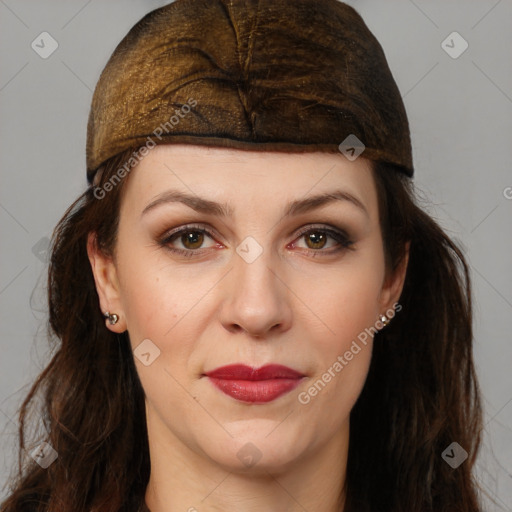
{"left": 207, "top": 377, "right": 303, "bottom": 403}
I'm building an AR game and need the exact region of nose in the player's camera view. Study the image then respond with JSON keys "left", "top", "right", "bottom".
{"left": 218, "top": 245, "right": 293, "bottom": 339}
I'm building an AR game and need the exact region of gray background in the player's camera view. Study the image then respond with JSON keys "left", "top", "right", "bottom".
{"left": 1, "top": 0, "right": 511, "bottom": 509}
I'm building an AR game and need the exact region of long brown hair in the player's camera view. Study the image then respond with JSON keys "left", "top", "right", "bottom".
{"left": 1, "top": 151, "right": 483, "bottom": 511}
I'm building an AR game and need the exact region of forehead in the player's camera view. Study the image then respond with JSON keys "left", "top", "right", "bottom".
{"left": 121, "top": 144, "right": 379, "bottom": 219}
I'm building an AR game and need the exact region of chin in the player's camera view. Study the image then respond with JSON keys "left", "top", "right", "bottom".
{"left": 199, "top": 421, "right": 311, "bottom": 475}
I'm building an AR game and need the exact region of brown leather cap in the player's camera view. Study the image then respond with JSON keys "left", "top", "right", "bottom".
{"left": 86, "top": 0, "right": 413, "bottom": 184}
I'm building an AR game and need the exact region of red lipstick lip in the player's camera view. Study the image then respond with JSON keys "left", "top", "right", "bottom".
{"left": 204, "top": 364, "right": 305, "bottom": 403}
{"left": 204, "top": 364, "right": 305, "bottom": 380}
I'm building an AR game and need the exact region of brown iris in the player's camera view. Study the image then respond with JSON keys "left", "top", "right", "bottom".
{"left": 304, "top": 231, "right": 327, "bottom": 250}
{"left": 181, "top": 231, "right": 205, "bottom": 250}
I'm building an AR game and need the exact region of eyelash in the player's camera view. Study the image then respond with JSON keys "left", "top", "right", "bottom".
{"left": 158, "top": 223, "right": 355, "bottom": 258}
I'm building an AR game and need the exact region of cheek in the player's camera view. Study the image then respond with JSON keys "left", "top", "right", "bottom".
{"left": 305, "top": 281, "right": 377, "bottom": 390}
{"left": 115, "top": 246, "right": 203, "bottom": 415}
{"left": 305, "top": 250, "right": 385, "bottom": 348}
{"left": 115, "top": 239, "right": 217, "bottom": 369}
{"left": 114, "top": 236, "right": 177, "bottom": 351}
{"left": 294, "top": 246, "right": 384, "bottom": 409}
{"left": 296, "top": 295, "right": 376, "bottom": 432}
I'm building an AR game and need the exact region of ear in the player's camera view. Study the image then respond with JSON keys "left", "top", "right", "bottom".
{"left": 86, "top": 232, "right": 126, "bottom": 333}
{"left": 378, "top": 240, "right": 410, "bottom": 316}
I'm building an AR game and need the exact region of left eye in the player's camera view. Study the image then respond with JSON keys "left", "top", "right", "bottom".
{"left": 293, "top": 228, "right": 350, "bottom": 251}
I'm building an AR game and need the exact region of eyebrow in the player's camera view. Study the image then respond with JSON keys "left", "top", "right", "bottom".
{"left": 140, "top": 188, "right": 369, "bottom": 219}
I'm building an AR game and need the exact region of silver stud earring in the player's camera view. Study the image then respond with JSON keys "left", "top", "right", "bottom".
{"left": 103, "top": 311, "right": 119, "bottom": 325}
{"left": 379, "top": 314, "right": 390, "bottom": 327}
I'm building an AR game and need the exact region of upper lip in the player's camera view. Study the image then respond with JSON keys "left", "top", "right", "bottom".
{"left": 204, "top": 364, "right": 305, "bottom": 380}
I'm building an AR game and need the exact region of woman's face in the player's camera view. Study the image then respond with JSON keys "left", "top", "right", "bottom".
{"left": 89, "top": 144, "right": 407, "bottom": 474}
